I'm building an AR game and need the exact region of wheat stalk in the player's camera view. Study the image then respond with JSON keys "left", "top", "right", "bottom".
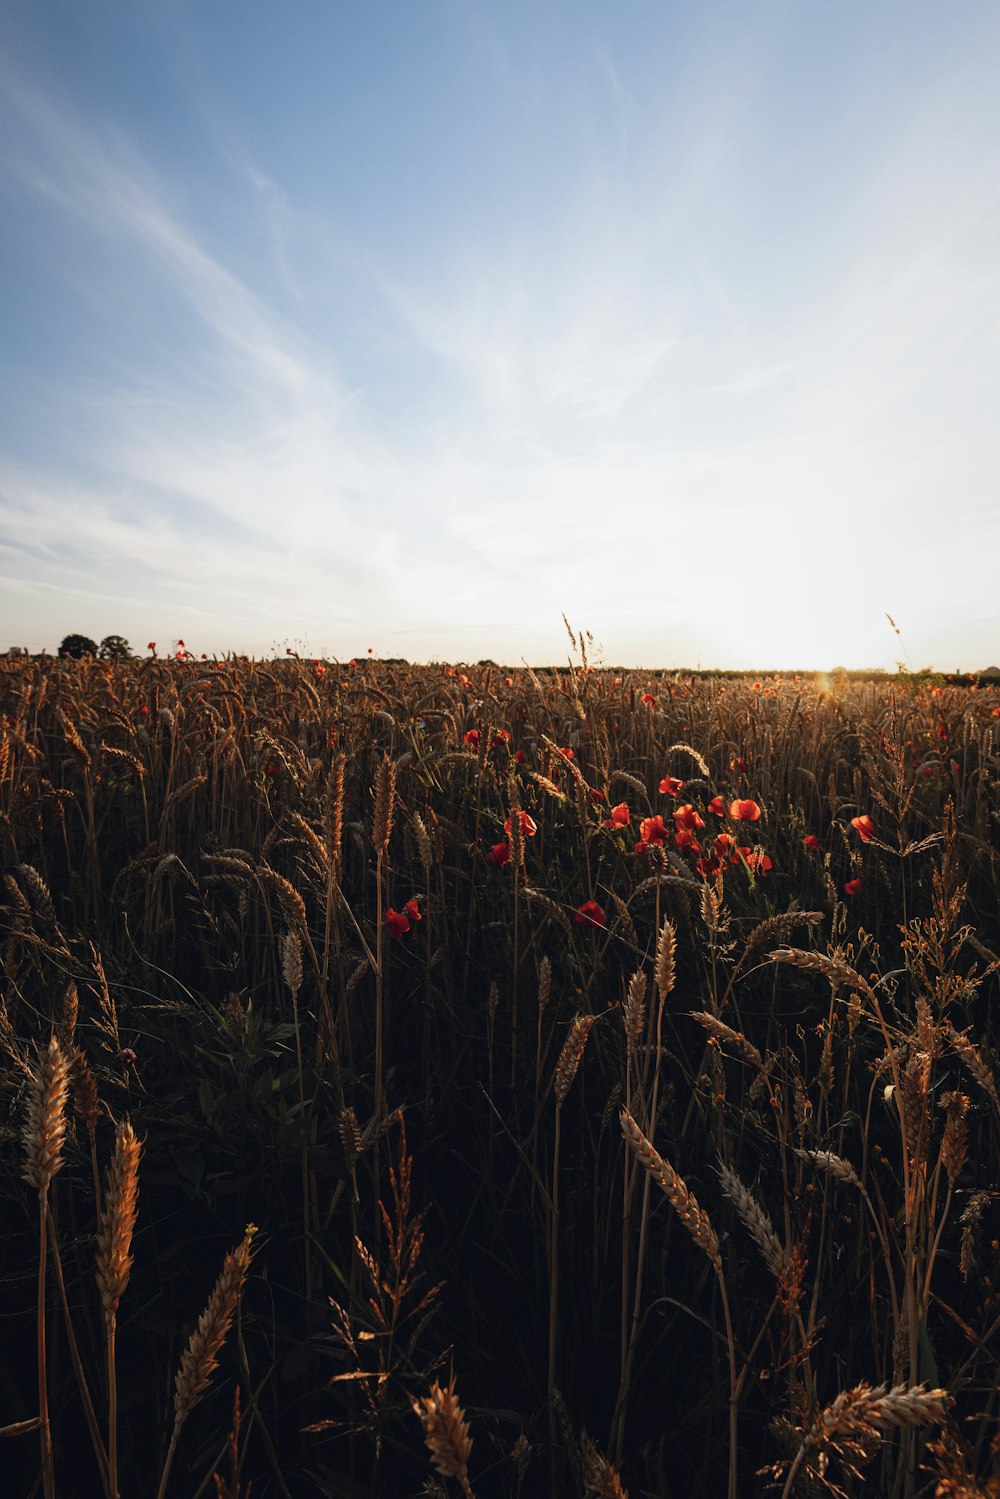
{"left": 23, "top": 1035, "right": 69, "bottom": 1499}
{"left": 96, "top": 1120, "right": 141, "bottom": 1499}
{"left": 156, "top": 1225, "right": 256, "bottom": 1499}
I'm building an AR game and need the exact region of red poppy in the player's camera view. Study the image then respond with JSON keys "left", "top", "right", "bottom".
{"left": 751, "top": 681, "right": 762, "bottom": 691}
{"left": 803, "top": 834, "right": 819, "bottom": 850}
{"left": 673, "top": 804, "right": 704, "bottom": 832}
{"left": 349, "top": 659, "right": 358, "bottom": 669}
{"left": 385, "top": 908, "right": 410, "bottom": 939}
{"left": 138, "top": 705, "right": 149, "bottom": 716}
{"left": 404, "top": 899, "right": 422, "bottom": 923}
{"left": 707, "top": 795, "right": 726, "bottom": 817}
{"left": 575, "top": 900, "right": 606, "bottom": 927}
{"left": 177, "top": 639, "right": 185, "bottom": 649}
{"left": 605, "top": 802, "right": 631, "bottom": 830}
{"left": 589, "top": 787, "right": 607, "bottom": 803}
{"left": 714, "top": 833, "right": 736, "bottom": 856}
{"left": 514, "top": 748, "right": 527, "bottom": 764}
{"left": 659, "top": 775, "right": 684, "bottom": 797}
{"left": 743, "top": 851, "right": 773, "bottom": 876}
{"left": 486, "top": 841, "right": 511, "bottom": 867}
{"left": 558, "top": 747, "right": 574, "bottom": 759}
{"left": 491, "top": 729, "right": 510, "bottom": 747}
{"left": 266, "top": 763, "right": 279, "bottom": 777}
{"left": 636, "top": 814, "right": 669, "bottom": 846}
{"left": 147, "top": 641, "right": 156, "bottom": 652}
{"left": 674, "top": 829, "right": 701, "bottom": 853}
{"left": 729, "top": 799, "right": 761, "bottom": 822}
{"left": 730, "top": 756, "right": 747, "bottom": 773}
{"left": 641, "top": 692, "right": 656, "bottom": 706}
{"left": 992, "top": 707, "right": 1000, "bottom": 718}
{"left": 694, "top": 857, "right": 721, "bottom": 878}
{"left": 850, "top": 814, "right": 875, "bottom": 842}
{"left": 505, "top": 676, "right": 513, "bottom": 687}
{"left": 844, "top": 878, "right": 862, "bottom": 896}
{"left": 463, "top": 729, "right": 480, "bottom": 748}
{"left": 503, "top": 811, "right": 537, "bottom": 838}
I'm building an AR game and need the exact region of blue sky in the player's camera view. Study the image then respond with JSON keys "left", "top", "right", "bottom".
{"left": 1, "top": 1, "right": 998, "bottom": 668}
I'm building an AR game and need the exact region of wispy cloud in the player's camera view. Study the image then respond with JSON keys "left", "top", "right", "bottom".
{"left": 1, "top": 9, "right": 999, "bottom": 667}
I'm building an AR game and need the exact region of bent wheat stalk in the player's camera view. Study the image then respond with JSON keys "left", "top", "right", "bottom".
{"left": 619, "top": 1108, "right": 737, "bottom": 1499}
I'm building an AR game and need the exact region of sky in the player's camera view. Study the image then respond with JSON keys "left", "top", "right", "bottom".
{"left": 1, "top": 1, "right": 999, "bottom": 670}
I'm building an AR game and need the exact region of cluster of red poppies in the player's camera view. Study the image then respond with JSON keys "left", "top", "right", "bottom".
{"left": 384, "top": 898, "right": 422, "bottom": 939}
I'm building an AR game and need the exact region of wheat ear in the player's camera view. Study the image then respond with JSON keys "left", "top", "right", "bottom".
{"left": 413, "top": 1373, "right": 474, "bottom": 1499}
{"left": 96, "top": 1120, "right": 141, "bottom": 1499}
{"left": 155, "top": 1224, "right": 256, "bottom": 1499}
{"left": 23, "top": 1035, "right": 69, "bottom": 1499}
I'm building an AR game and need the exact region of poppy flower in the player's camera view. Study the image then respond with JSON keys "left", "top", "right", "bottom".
{"left": 138, "top": 705, "right": 149, "bottom": 716}
{"left": 743, "top": 851, "right": 773, "bottom": 876}
{"left": 751, "top": 681, "right": 762, "bottom": 692}
{"left": 714, "top": 833, "right": 736, "bottom": 856}
{"left": 505, "top": 676, "right": 513, "bottom": 687}
{"left": 385, "top": 908, "right": 410, "bottom": 939}
{"left": 729, "top": 799, "right": 761, "bottom": 822}
{"left": 707, "top": 795, "right": 726, "bottom": 817}
{"left": 604, "top": 802, "right": 631, "bottom": 830}
{"left": 673, "top": 804, "right": 704, "bottom": 832}
{"left": 503, "top": 811, "right": 537, "bottom": 838}
{"left": 803, "top": 834, "right": 819, "bottom": 850}
{"left": 486, "top": 841, "right": 511, "bottom": 867}
{"left": 404, "top": 899, "right": 422, "bottom": 923}
{"left": 514, "top": 748, "right": 527, "bottom": 764}
{"left": 177, "top": 639, "right": 185, "bottom": 649}
{"left": 850, "top": 814, "right": 875, "bottom": 842}
{"left": 589, "top": 787, "right": 607, "bottom": 803}
{"left": 694, "top": 857, "right": 721, "bottom": 879}
{"left": 659, "top": 775, "right": 684, "bottom": 797}
{"left": 463, "top": 729, "right": 480, "bottom": 748}
{"left": 844, "top": 878, "right": 862, "bottom": 896}
{"left": 558, "top": 747, "right": 574, "bottom": 760}
{"left": 637, "top": 814, "right": 669, "bottom": 846}
{"left": 491, "top": 729, "right": 510, "bottom": 747}
{"left": 147, "top": 641, "right": 156, "bottom": 652}
{"left": 641, "top": 692, "right": 656, "bottom": 707}
{"left": 992, "top": 706, "right": 1000, "bottom": 718}
{"left": 674, "top": 829, "right": 701, "bottom": 853}
{"left": 730, "top": 756, "right": 747, "bottom": 773}
{"left": 575, "top": 900, "right": 606, "bottom": 927}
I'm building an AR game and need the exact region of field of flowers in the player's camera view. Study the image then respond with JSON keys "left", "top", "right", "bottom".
{"left": 2, "top": 647, "right": 999, "bottom": 1498}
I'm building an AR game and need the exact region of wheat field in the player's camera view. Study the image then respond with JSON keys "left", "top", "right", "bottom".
{"left": 2, "top": 648, "right": 999, "bottom": 1498}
